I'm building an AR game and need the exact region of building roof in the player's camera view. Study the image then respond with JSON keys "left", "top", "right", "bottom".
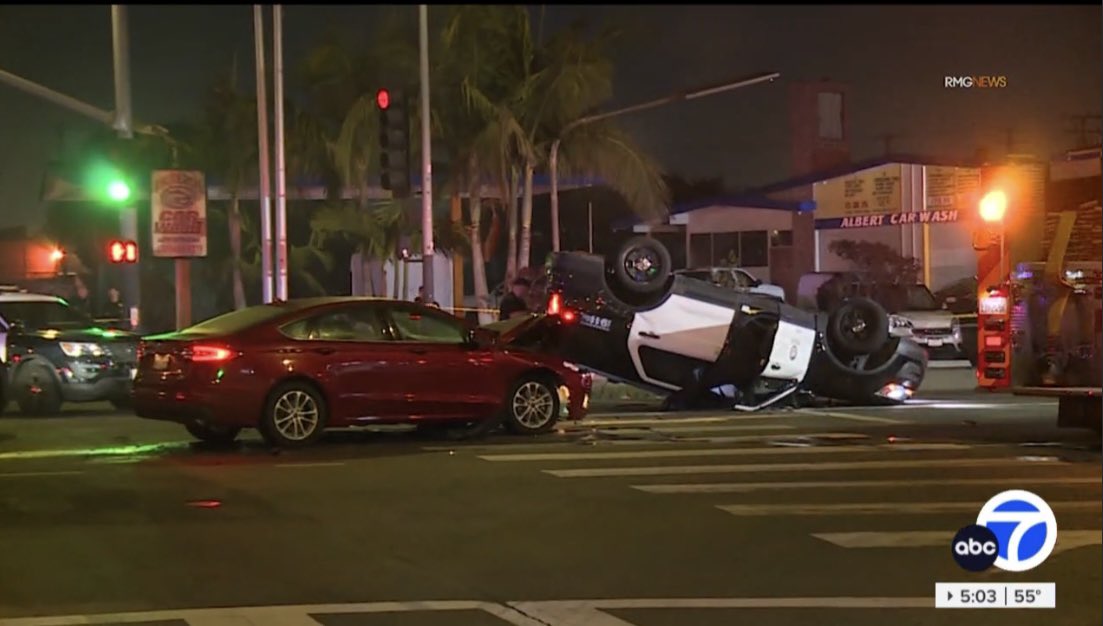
{"left": 613, "top": 194, "right": 814, "bottom": 230}
{"left": 748, "top": 153, "right": 981, "bottom": 195}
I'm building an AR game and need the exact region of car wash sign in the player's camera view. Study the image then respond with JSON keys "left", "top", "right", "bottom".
{"left": 812, "top": 163, "right": 974, "bottom": 230}
{"left": 151, "top": 170, "right": 208, "bottom": 258}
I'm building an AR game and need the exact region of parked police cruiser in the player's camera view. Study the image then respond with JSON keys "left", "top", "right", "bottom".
{"left": 0, "top": 288, "right": 139, "bottom": 416}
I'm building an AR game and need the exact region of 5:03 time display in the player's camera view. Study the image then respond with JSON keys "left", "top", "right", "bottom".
{"left": 958, "top": 588, "right": 1000, "bottom": 604}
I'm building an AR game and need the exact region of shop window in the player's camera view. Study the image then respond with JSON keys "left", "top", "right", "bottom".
{"left": 739, "top": 231, "right": 769, "bottom": 267}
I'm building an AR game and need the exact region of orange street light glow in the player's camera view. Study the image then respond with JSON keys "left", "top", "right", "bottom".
{"left": 979, "top": 190, "right": 1007, "bottom": 223}
{"left": 49, "top": 248, "right": 64, "bottom": 262}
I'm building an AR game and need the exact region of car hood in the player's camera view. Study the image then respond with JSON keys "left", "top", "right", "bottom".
{"left": 896, "top": 310, "right": 955, "bottom": 329}
{"left": 17, "top": 326, "right": 139, "bottom": 343}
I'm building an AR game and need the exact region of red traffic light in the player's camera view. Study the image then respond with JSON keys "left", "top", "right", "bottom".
{"left": 376, "top": 88, "right": 390, "bottom": 111}
{"left": 108, "top": 240, "right": 138, "bottom": 264}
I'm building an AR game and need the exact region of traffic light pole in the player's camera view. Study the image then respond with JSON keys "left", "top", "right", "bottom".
{"left": 111, "top": 5, "right": 142, "bottom": 331}
{"left": 418, "top": 5, "right": 435, "bottom": 301}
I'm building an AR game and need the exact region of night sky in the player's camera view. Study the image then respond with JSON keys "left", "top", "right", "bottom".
{"left": 0, "top": 4, "right": 1098, "bottom": 230}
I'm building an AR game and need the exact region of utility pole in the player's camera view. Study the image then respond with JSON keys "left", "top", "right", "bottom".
{"left": 877, "top": 132, "right": 898, "bottom": 156}
{"left": 1003, "top": 126, "right": 1017, "bottom": 154}
{"left": 110, "top": 5, "right": 141, "bottom": 331}
{"left": 418, "top": 4, "right": 435, "bottom": 301}
{"left": 253, "top": 5, "right": 274, "bottom": 304}
{"left": 273, "top": 5, "right": 289, "bottom": 301}
{"left": 548, "top": 71, "right": 780, "bottom": 252}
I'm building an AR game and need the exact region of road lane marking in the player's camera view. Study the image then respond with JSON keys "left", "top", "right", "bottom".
{"left": 814, "top": 530, "right": 1103, "bottom": 556}
{"left": 584, "top": 424, "right": 797, "bottom": 434}
{"left": 274, "top": 462, "right": 347, "bottom": 468}
{"left": 0, "top": 601, "right": 542, "bottom": 626}
{"left": 0, "top": 597, "right": 941, "bottom": 626}
{"left": 633, "top": 476, "right": 1103, "bottom": 493}
{"left": 578, "top": 413, "right": 791, "bottom": 426}
{"left": 0, "top": 471, "right": 84, "bottom": 478}
{"left": 718, "top": 500, "right": 1099, "bottom": 516}
{"left": 0, "top": 443, "right": 185, "bottom": 462}
{"left": 546, "top": 457, "right": 1064, "bottom": 478}
{"left": 795, "top": 409, "right": 904, "bottom": 424}
{"left": 481, "top": 443, "right": 969, "bottom": 462}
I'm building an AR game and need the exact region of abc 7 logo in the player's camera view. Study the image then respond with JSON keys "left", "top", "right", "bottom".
{"left": 952, "top": 490, "right": 1058, "bottom": 572}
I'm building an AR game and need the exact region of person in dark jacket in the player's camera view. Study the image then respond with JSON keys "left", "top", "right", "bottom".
{"left": 100, "top": 287, "right": 127, "bottom": 324}
{"left": 498, "top": 277, "right": 531, "bottom": 321}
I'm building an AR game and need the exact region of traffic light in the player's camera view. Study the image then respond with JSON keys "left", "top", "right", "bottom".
{"left": 108, "top": 240, "right": 138, "bottom": 264}
{"left": 377, "top": 87, "right": 412, "bottom": 197}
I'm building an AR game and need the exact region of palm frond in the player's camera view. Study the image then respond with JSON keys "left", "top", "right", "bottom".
{"left": 560, "top": 121, "right": 670, "bottom": 219}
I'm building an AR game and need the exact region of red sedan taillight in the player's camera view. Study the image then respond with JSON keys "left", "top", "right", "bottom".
{"left": 188, "top": 344, "right": 237, "bottom": 363}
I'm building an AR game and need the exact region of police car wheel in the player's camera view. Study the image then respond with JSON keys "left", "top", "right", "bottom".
{"left": 185, "top": 421, "right": 241, "bottom": 445}
{"left": 14, "top": 363, "right": 62, "bottom": 417}
{"left": 504, "top": 376, "right": 560, "bottom": 435}
{"left": 827, "top": 297, "right": 890, "bottom": 356}
{"left": 613, "top": 236, "right": 672, "bottom": 295}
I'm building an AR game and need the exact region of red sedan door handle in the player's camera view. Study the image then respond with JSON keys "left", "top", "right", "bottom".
{"left": 408, "top": 348, "right": 429, "bottom": 355}
{"left": 312, "top": 347, "right": 336, "bottom": 355}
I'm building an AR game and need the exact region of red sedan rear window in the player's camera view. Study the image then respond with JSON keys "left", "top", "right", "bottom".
{"left": 182, "top": 305, "right": 290, "bottom": 335}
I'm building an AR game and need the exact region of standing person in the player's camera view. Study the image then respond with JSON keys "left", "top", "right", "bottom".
{"left": 498, "top": 277, "right": 531, "bottom": 321}
{"left": 414, "top": 286, "right": 439, "bottom": 308}
{"left": 100, "top": 287, "right": 127, "bottom": 324}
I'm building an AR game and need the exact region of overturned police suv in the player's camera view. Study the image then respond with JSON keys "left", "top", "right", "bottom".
{"left": 538, "top": 237, "right": 928, "bottom": 410}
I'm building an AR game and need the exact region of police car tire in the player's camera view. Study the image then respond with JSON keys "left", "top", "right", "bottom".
{"left": 14, "top": 363, "right": 62, "bottom": 416}
{"left": 826, "top": 297, "right": 890, "bottom": 356}
{"left": 613, "top": 236, "right": 672, "bottom": 295}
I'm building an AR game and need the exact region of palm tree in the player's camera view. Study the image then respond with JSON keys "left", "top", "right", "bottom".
{"left": 196, "top": 63, "right": 257, "bottom": 310}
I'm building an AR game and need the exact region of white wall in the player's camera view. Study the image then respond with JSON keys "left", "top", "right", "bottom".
{"left": 384, "top": 255, "right": 454, "bottom": 307}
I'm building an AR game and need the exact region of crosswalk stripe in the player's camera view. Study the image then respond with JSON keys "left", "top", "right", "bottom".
{"left": 814, "top": 530, "right": 1103, "bottom": 555}
{"left": 593, "top": 424, "right": 797, "bottom": 434}
{"left": 545, "top": 457, "right": 1063, "bottom": 478}
{"left": 795, "top": 409, "right": 904, "bottom": 424}
{"left": 632, "top": 476, "right": 1102, "bottom": 493}
{"left": 717, "top": 501, "right": 1099, "bottom": 516}
{"left": 481, "top": 443, "right": 968, "bottom": 463}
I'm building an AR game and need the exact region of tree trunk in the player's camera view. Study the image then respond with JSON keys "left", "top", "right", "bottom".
{"left": 468, "top": 160, "right": 492, "bottom": 325}
{"left": 228, "top": 193, "right": 246, "bottom": 310}
{"left": 505, "top": 167, "right": 519, "bottom": 281}
{"left": 518, "top": 160, "right": 535, "bottom": 270}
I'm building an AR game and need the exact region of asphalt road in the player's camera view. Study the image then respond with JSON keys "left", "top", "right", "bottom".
{"left": 0, "top": 392, "right": 1098, "bottom": 626}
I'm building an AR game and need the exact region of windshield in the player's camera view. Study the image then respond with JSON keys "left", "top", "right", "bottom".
{"left": 182, "top": 304, "right": 291, "bottom": 335}
{"left": 0, "top": 299, "right": 94, "bottom": 330}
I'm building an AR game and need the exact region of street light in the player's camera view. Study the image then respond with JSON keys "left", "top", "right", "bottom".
{"left": 548, "top": 71, "right": 781, "bottom": 252}
{"left": 979, "top": 190, "right": 1007, "bottom": 223}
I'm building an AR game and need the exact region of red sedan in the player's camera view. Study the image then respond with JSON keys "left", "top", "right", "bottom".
{"left": 133, "top": 298, "right": 590, "bottom": 447}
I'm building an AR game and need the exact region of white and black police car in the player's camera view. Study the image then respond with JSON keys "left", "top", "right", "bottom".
{"left": 537, "top": 237, "right": 928, "bottom": 410}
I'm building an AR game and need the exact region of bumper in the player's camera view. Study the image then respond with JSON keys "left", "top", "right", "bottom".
{"left": 132, "top": 385, "right": 263, "bottom": 428}
{"left": 58, "top": 362, "right": 136, "bottom": 403}
{"left": 557, "top": 377, "right": 591, "bottom": 421}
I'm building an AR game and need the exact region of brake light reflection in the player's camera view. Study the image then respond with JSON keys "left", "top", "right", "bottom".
{"left": 547, "top": 293, "right": 562, "bottom": 315}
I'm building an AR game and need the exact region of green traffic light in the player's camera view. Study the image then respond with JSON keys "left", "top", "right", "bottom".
{"left": 107, "top": 180, "right": 131, "bottom": 202}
